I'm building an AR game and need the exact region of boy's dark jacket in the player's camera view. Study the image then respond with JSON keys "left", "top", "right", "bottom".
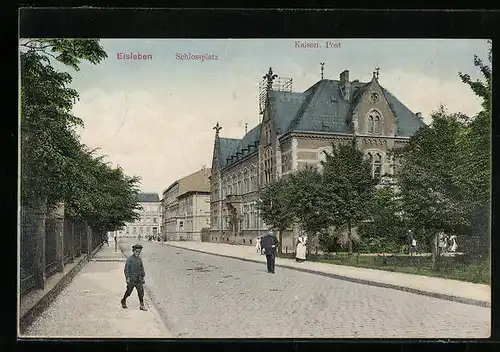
{"left": 124, "top": 255, "right": 145, "bottom": 281}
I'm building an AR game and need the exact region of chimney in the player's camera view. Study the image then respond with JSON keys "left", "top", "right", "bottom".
{"left": 416, "top": 112, "right": 423, "bottom": 121}
{"left": 339, "top": 70, "right": 351, "bottom": 101}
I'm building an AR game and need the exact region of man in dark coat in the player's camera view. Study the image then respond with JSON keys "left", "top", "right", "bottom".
{"left": 121, "top": 244, "right": 148, "bottom": 311}
{"left": 261, "top": 230, "right": 279, "bottom": 274}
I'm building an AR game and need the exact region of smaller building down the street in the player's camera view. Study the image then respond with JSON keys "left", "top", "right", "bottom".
{"left": 161, "top": 167, "right": 211, "bottom": 242}
{"left": 108, "top": 193, "right": 161, "bottom": 240}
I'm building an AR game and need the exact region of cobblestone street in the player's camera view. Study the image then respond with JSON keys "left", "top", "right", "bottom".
{"left": 123, "top": 240, "right": 490, "bottom": 339}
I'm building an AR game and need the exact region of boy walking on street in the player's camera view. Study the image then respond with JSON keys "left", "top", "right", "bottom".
{"left": 121, "top": 244, "right": 148, "bottom": 311}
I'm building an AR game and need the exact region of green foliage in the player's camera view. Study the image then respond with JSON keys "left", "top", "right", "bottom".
{"left": 358, "top": 187, "right": 406, "bottom": 250}
{"left": 320, "top": 141, "right": 377, "bottom": 229}
{"left": 396, "top": 107, "right": 470, "bottom": 238}
{"left": 21, "top": 38, "right": 140, "bottom": 232}
{"left": 395, "top": 43, "right": 491, "bottom": 257}
{"left": 256, "top": 176, "right": 295, "bottom": 232}
{"left": 318, "top": 229, "right": 343, "bottom": 253}
{"left": 358, "top": 236, "right": 400, "bottom": 254}
{"left": 20, "top": 39, "right": 108, "bottom": 71}
{"left": 287, "top": 166, "right": 328, "bottom": 235}
{"left": 320, "top": 141, "right": 377, "bottom": 251}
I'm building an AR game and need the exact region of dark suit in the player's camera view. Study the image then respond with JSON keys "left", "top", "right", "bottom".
{"left": 261, "top": 234, "right": 279, "bottom": 273}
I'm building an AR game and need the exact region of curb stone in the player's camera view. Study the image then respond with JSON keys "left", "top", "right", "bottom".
{"left": 165, "top": 244, "right": 490, "bottom": 308}
{"left": 19, "top": 252, "right": 91, "bottom": 335}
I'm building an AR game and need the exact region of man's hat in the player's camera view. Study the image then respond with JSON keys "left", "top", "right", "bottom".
{"left": 132, "top": 244, "right": 143, "bottom": 250}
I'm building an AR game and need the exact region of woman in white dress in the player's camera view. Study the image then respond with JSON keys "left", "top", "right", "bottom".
{"left": 295, "top": 234, "right": 307, "bottom": 262}
{"left": 449, "top": 235, "right": 458, "bottom": 252}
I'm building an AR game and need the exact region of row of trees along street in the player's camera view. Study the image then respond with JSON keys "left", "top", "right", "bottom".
{"left": 257, "top": 44, "right": 491, "bottom": 279}
{"left": 20, "top": 39, "right": 142, "bottom": 294}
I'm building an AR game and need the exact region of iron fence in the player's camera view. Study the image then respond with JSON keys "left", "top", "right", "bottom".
{"left": 19, "top": 205, "right": 103, "bottom": 296}
{"left": 44, "top": 217, "right": 59, "bottom": 277}
{"left": 20, "top": 207, "right": 36, "bottom": 295}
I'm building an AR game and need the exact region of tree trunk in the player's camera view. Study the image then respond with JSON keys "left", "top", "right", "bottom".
{"left": 347, "top": 221, "right": 353, "bottom": 255}
{"left": 432, "top": 232, "right": 440, "bottom": 271}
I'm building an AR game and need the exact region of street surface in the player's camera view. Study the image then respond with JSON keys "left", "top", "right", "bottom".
{"left": 122, "top": 239, "right": 490, "bottom": 338}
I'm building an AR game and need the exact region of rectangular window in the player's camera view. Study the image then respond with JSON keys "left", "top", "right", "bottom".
{"left": 153, "top": 217, "right": 157, "bottom": 223}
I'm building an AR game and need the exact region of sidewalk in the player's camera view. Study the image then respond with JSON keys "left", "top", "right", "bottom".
{"left": 164, "top": 241, "right": 490, "bottom": 308}
{"left": 21, "top": 242, "right": 172, "bottom": 338}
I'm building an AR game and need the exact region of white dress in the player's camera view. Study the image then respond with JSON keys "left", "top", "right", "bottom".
{"left": 296, "top": 236, "right": 307, "bottom": 260}
{"left": 449, "top": 236, "right": 458, "bottom": 252}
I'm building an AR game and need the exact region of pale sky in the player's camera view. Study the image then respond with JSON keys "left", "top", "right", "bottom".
{"left": 48, "top": 39, "right": 489, "bottom": 196}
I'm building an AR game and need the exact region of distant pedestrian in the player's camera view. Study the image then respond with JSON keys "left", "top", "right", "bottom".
{"left": 295, "top": 233, "right": 307, "bottom": 263}
{"left": 410, "top": 238, "right": 418, "bottom": 256}
{"left": 121, "top": 244, "right": 148, "bottom": 311}
{"left": 406, "top": 230, "right": 414, "bottom": 254}
{"left": 261, "top": 230, "right": 279, "bottom": 274}
{"left": 255, "top": 237, "right": 261, "bottom": 253}
{"left": 102, "top": 234, "right": 109, "bottom": 247}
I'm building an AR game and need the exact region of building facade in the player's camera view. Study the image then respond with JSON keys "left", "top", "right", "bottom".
{"left": 209, "top": 68, "right": 425, "bottom": 250}
{"left": 161, "top": 168, "right": 211, "bottom": 241}
{"left": 109, "top": 193, "right": 161, "bottom": 239}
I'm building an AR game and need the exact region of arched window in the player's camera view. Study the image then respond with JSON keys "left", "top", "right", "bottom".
{"left": 374, "top": 116, "right": 381, "bottom": 134}
{"left": 368, "top": 110, "right": 382, "bottom": 134}
{"left": 249, "top": 166, "right": 256, "bottom": 191}
{"left": 243, "top": 169, "right": 249, "bottom": 193}
{"left": 238, "top": 172, "right": 243, "bottom": 194}
{"left": 368, "top": 116, "right": 374, "bottom": 133}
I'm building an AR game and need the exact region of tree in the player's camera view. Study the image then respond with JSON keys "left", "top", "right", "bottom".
{"left": 21, "top": 38, "right": 142, "bottom": 232}
{"left": 358, "top": 186, "right": 405, "bottom": 253}
{"left": 257, "top": 177, "right": 295, "bottom": 254}
{"left": 287, "top": 166, "right": 329, "bottom": 237}
{"left": 20, "top": 39, "right": 107, "bottom": 210}
{"left": 320, "top": 140, "right": 377, "bottom": 254}
{"left": 455, "top": 43, "right": 492, "bottom": 254}
{"left": 64, "top": 146, "right": 142, "bottom": 231}
{"left": 395, "top": 106, "right": 469, "bottom": 270}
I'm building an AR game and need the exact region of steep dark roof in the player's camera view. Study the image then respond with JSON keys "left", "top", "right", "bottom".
{"left": 222, "top": 124, "right": 261, "bottom": 169}
{"left": 217, "top": 137, "right": 240, "bottom": 168}
{"left": 382, "top": 88, "right": 426, "bottom": 136}
{"left": 284, "top": 78, "right": 423, "bottom": 136}
{"left": 268, "top": 90, "right": 306, "bottom": 134}
{"left": 213, "top": 74, "right": 424, "bottom": 171}
{"left": 137, "top": 193, "right": 160, "bottom": 202}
